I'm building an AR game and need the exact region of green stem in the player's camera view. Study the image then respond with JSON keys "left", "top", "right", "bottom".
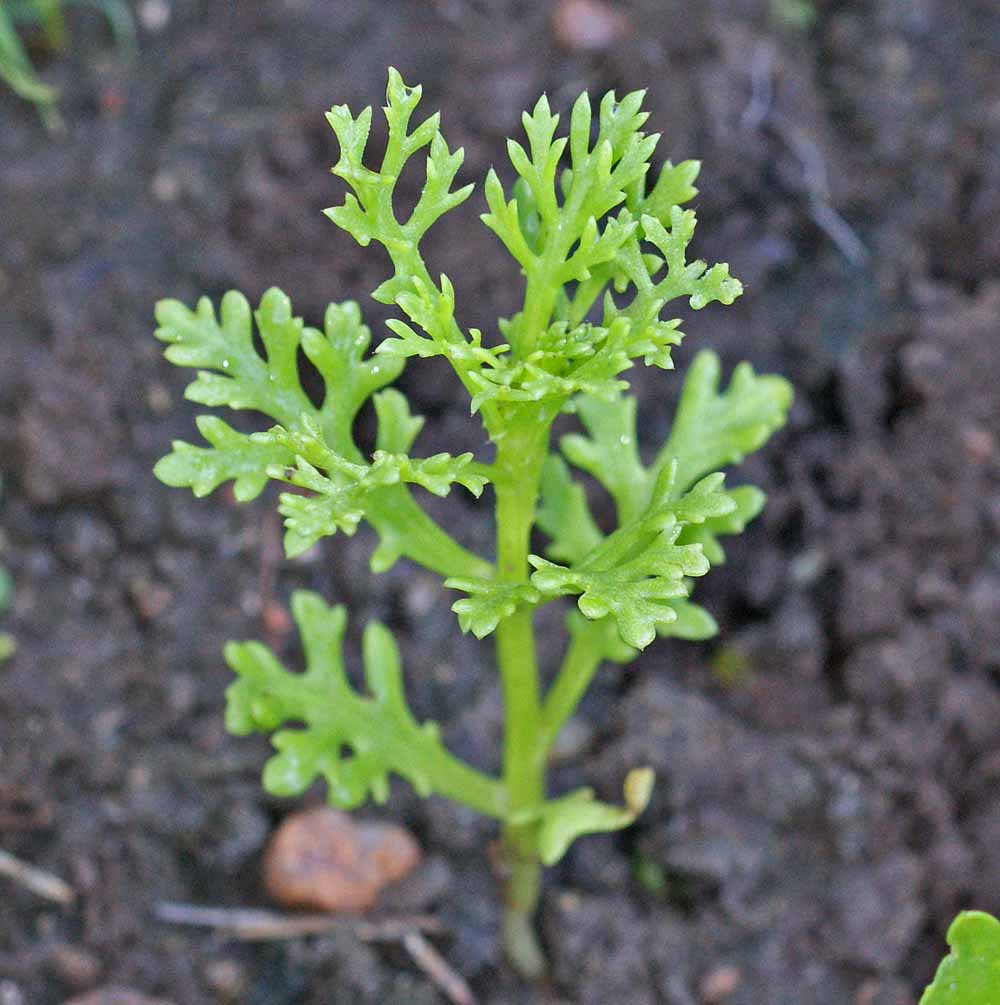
{"left": 493, "top": 421, "right": 549, "bottom": 977}
{"left": 519, "top": 264, "right": 560, "bottom": 357}
{"left": 518, "top": 178, "right": 589, "bottom": 357}
{"left": 367, "top": 486, "right": 493, "bottom": 580}
{"left": 540, "top": 620, "right": 606, "bottom": 751}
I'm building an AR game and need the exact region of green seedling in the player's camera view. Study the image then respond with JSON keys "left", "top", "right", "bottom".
{"left": 0, "top": 564, "right": 13, "bottom": 664}
{"left": 0, "top": 0, "right": 135, "bottom": 128}
{"left": 154, "top": 68, "right": 792, "bottom": 975}
{"left": 922, "top": 911, "right": 1000, "bottom": 1005}
{"left": 769, "top": 0, "right": 818, "bottom": 31}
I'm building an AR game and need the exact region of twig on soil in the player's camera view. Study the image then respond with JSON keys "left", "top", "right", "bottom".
{"left": 402, "top": 929, "right": 476, "bottom": 1005}
{"left": 740, "top": 41, "right": 776, "bottom": 131}
{"left": 154, "top": 902, "right": 475, "bottom": 1002}
{"left": 152, "top": 901, "right": 444, "bottom": 941}
{"left": 0, "top": 849, "right": 76, "bottom": 904}
{"left": 741, "top": 40, "right": 870, "bottom": 266}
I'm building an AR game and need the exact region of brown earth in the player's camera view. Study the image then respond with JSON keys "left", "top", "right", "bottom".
{"left": 2, "top": 1, "right": 999, "bottom": 1002}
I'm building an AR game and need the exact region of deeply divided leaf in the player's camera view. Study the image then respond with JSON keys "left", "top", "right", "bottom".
{"left": 154, "top": 288, "right": 490, "bottom": 578}
{"left": 225, "top": 591, "right": 505, "bottom": 816}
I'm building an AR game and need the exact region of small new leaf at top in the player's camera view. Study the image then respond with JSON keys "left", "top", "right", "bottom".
{"left": 482, "top": 88, "right": 659, "bottom": 356}
{"left": 479, "top": 86, "right": 745, "bottom": 422}
{"left": 324, "top": 67, "right": 473, "bottom": 307}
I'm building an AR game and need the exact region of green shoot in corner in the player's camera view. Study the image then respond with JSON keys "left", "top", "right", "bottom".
{"left": 0, "top": 0, "right": 135, "bottom": 128}
{"left": 921, "top": 911, "right": 1000, "bottom": 1005}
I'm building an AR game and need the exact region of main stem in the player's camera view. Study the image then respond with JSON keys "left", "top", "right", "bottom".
{"left": 493, "top": 422, "right": 549, "bottom": 978}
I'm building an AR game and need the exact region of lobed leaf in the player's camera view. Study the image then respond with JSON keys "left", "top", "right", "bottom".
{"left": 155, "top": 288, "right": 490, "bottom": 579}
{"left": 560, "top": 392, "right": 650, "bottom": 525}
{"left": 155, "top": 289, "right": 400, "bottom": 451}
{"left": 658, "top": 350, "right": 793, "bottom": 494}
{"left": 676, "top": 483, "right": 766, "bottom": 564}
{"left": 531, "top": 471, "right": 740, "bottom": 649}
{"left": 155, "top": 415, "right": 292, "bottom": 502}
{"left": 444, "top": 579, "right": 542, "bottom": 639}
{"left": 225, "top": 591, "right": 505, "bottom": 816}
{"left": 482, "top": 82, "right": 744, "bottom": 413}
{"left": 259, "top": 417, "right": 488, "bottom": 557}
{"left": 639, "top": 210, "right": 743, "bottom": 311}
{"left": 542, "top": 349, "right": 789, "bottom": 560}
{"left": 324, "top": 67, "right": 473, "bottom": 308}
{"left": 531, "top": 533, "right": 704, "bottom": 650}
{"left": 512, "top": 768, "right": 655, "bottom": 866}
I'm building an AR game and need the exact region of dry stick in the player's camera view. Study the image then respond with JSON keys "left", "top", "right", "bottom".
{"left": 402, "top": 930, "right": 476, "bottom": 1005}
{"left": 154, "top": 902, "right": 476, "bottom": 1004}
{"left": 740, "top": 39, "right": 870, "bottom": 267}
{"left": 0, "top": 849, "right": 76, "bottom": 905}
{"left": 152, "top": 901, "right": 444, "bottom": 942}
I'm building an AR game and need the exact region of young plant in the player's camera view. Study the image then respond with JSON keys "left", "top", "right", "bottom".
{"left": 0, "top": 0, "right": 135, "bottom": 128}
{"left": 921, "top": 911, "right": 1000, "bottom": 1004}
{"left": 0, "top": 0, "right": 63, "bottom": 126}
{"left": 0, "top": 566, "right": 12, "bottom": 664}
{"left": 154, "top": 68, "right": 792, "bottom": 975}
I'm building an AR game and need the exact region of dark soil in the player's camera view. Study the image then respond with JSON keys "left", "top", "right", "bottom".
{"left": 2, "top": 1, "right": 1000, "bottom": 1002}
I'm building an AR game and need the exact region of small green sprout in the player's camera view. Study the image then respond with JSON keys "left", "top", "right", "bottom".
{"left": 921, "top": 911, "right": 1000, "bottom": 1005}
{"left": 154, "top": 68, "right": 792, "bottom": 976}
{"left": 769, "top": 0, "right": 818, "bottom": 31}
{"left": 0, "top": 0, "right": 135, "bottom": 128}
{"left": 0, "top": 564, "right": 13, "bottom": 663}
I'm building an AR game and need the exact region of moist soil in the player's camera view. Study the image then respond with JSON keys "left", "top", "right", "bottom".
{"left": 2, "top": 2, "right": 1000, "bottom": 1002}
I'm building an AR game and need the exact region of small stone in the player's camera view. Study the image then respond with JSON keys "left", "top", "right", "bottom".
{"left": 262, "top": 806, "right": 421, "bottom": 912}
{"left": 145, "top": 382, "right": 172, "bottom": 415}
{"left": 699, "top": 964, "right": 742, "bottom": 1001}
{"left": 261, "top": 600, "right": 293, "bottom": 642}
{"left": 151, "top": 171, "right": 180, "bottom": 203}
{"left": 855, "top": 981, "right": 879, "bottom": 1005}
{"left": 961, "top": 424, "right": 995, "bottom": 461}
{"left": 128, "top": 577, "right": 174, "bottom": 622}
{"left": 53, "top": 513, "right": 116, "bottom": 569}
{"left": 49, "top": 943, "right": 102, "bottom": 990}
{"left": 138, "top": 0, "right": 170, "bottom": 32}
{"left": 63, "top": 988, "right": 175, "bottom": 1005}
{"left": 548, "top": 716, "right": 594, "bottom": 763}
{"left": 913, "top": 569, "right": 959, "bottom": 610}
{"left": 202, "top": 959, "right": 247, "bottom": 999}
{"left": 551, "top": 0, "right": 631, "bottom": 53}
{"left": 899, "top": 340, "right": 947, "bottom": 399}
{"left": 403, "top": 573, "right": 439, "bottom": 620}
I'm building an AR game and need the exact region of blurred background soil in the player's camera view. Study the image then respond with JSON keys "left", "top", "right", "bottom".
{"left": 2, "top": 1, "right": 1000, "bottom": 1002}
